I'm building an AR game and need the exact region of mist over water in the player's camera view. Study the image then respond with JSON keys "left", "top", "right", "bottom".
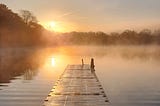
{"left": 0, "top": 46, "right": 160, "bottom": 106}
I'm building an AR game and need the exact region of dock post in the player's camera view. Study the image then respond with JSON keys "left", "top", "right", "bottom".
{"left": 82, "top": 59, "right": 84, "bottom": 66}
{"left": 90, "top": 58, "right": 95, "bottom": 72}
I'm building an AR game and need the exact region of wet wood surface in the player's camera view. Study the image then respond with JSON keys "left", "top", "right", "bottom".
{"left": 43, "top": 64, "right": 109, "bottom": 106}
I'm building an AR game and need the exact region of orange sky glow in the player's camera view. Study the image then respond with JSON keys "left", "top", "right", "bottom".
{"left": 1, "top": 0, "right": 160, "bottom": 33}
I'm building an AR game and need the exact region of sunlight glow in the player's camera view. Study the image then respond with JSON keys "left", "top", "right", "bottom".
{"left": 40, "top": 21, "right": 66, "bottom": 32}
{"left": 49, "top": 21, "right": 56, "bottom": 28}
{"left": 39, "top": 21, "right": 76, "bottom": 32}
{"left": 39, "top": 47, "right": 81, "bottom": 79}
{"left": 51, "top": 57, "right": 56, "bottom": 66}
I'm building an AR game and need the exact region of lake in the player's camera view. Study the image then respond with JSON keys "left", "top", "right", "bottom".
{"left": 0, "top": 46, "right": 160, "bottom": 106}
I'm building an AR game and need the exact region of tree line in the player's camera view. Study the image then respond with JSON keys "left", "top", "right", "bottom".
{"left": 0, "top": 4, "right": 44, "bottom": 47}
{"left": 0, "top": 4, "right": 160, "bottom": 47}
{"left": 51, "top": 29, "right": 160, "bottom": 46}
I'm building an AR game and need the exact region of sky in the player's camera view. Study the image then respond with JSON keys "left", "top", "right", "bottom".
{"left": 1, "top": 0, "right": 160, "bottom": 33}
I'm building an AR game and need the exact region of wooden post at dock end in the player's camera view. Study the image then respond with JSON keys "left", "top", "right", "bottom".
{"left": 90, "top": 58, "right": 95, "bottom": 72}
{"left": 82, "top": 59, "right": 84, "bottom": 66}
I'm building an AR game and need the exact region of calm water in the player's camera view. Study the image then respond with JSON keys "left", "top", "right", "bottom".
{"left": 0, "top": 46, "right": 160, "bottom": 106}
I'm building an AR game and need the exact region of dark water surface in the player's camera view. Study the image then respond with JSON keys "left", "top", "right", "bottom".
{"left": 0, "top": 46, "right": 160, "bottom": 106}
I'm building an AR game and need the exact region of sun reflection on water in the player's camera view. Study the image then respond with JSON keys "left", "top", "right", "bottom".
{"left": 51, "top": 57, "right": 56, "bottom": 67}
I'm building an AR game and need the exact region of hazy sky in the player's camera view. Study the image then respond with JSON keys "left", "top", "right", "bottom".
{"left": 1, "top": 0, "right": 160, "bottom": 32}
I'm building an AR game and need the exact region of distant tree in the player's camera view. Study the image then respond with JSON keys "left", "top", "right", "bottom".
{"left": 19, "top": 10, "right": 37, "bottom": 25}
{"left": 139, "top": 29, "right": 151, "bottom": 36}
{"left": 153, "top": 29, "right": 160, "bottom": 36}
{"left": 153, "top": 29, "right": 160, "bottom": 44}
{"left": 139, "top": 29, "right": 152, "bottom": 44}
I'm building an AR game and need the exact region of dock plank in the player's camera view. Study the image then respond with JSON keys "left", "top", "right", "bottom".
{"left": 43, "top": 64, "right": 109, "bottom": 106}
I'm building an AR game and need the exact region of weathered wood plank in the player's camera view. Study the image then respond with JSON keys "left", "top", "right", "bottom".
{"left": 43, "top": 64, "right": 109, "bottom": 106}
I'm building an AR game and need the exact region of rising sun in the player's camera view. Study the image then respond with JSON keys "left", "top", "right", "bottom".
{"left": 40, "top": 21, "right": 70, "bottom": 32}
{"left": 49, "top": 21, "right": 56, "bottom": 28}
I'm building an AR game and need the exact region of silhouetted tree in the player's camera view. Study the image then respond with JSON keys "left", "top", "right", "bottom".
{"left": 138, "top": 29, "right": 152, "bottom": 44}
{"left": 20, "top": 10, "right": 37, "bottom": 25}
{"left": 0, "top": 4, "right": 45, "bottom": 47}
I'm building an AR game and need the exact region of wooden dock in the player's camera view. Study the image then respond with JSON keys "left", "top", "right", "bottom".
{"left": 43, "top": 59, "right": 109, "bottom": 106}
